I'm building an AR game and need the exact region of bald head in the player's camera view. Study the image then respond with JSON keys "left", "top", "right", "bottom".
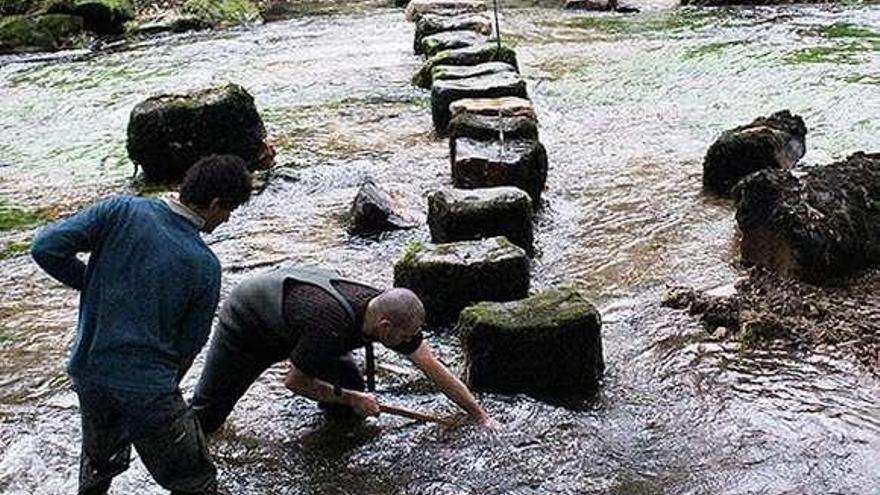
{"left": 366, "top": 288, "right": 425, "bottom": 339}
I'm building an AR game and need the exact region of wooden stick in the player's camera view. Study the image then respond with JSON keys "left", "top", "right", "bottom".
{"left": 379, "top": 403, "right": 455, "bottom": 426}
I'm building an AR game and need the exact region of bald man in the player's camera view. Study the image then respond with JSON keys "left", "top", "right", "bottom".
{"left": 191, "top": 266, "right": 497, "bottom": 433}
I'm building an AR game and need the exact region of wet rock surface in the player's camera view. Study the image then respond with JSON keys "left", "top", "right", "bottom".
{"left": 451, "top": 137, "right": 548, "bottom": 203}
{"left": 735, "top": 152, "right": 880, "bottom": 283}
{"left": 393, "top": 236, "right": 529, "bottom": 324}
{"left": 431, "top": 61, "right": 515, "bottom": 83}
{"left": 413, "top": 12, "right": 491, "bottom": 52}
{"left": 449, "top": 109, "right": 538, "bottom": 141}
{"left": 348, "top": 178, "right": 421, "bottom": 236}
{"left": 404, "top": 0, "right": 486, "bottom": 23}
{"left": 428, "top": 186, "right": 533, "bottom": 254}
{"left": 126, "top": 83, "right": 268, "bottom": 183}
{"left": 458, "top": 287, "right": 604, "bottom": 394}
{"left": 417, "top": 29, "right": 487, "bottom": 56}
{"left": 563, "top": 0, "right": 617, "bottom": 11}
{"left": 45, "top": 0, "right": 134, "bottom": 34}
{"left": 413, "top": 43, "right": 518, "bottom": 88}
{"left": 703, "top": 110, "right": 806, "bottom": 196}
{"left": 431, "top": 72, "right": 528, "bottom": 132}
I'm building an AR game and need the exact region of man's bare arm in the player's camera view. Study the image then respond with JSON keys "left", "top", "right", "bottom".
{"left": 407, "top": 342, "right": 499, "bottom": 429}
{"left": 283, "top": 365, "right": 380, "bottom": 417}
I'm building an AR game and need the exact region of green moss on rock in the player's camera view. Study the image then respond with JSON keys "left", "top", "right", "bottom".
{"left": 413, "top": 43, "right": 519, "bottom": 89}
{"left": 0, "top": 13, "right": 82, "bottom": 53}
{"left": 183, "top": 0, "right": 260, "bottom": 25}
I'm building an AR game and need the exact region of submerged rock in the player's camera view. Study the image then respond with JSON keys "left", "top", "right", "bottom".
{"left": 428, "top": 187, "right": 534, "bottom": 254}
{"left": 348, "top": 178, "right": 420, "bottom": 235}
{"left": 44, "top": 0, "right": 133, "bottom": 34}
{"left": 418, "top": 29, "right": 487, "bottom": 57}
{"left": 0, "top": 14, "right": 82, "bottom": 53}
{"left": 413, "top": 12, "right": 492, "bottom": 53}
{"left": 393, "top": 236, "right": 529, "bottom": 324}
{"left": 413, "top": 43, "right": 518, "bottom": 89}
{"left": 458, "top": 287, "right": 604, "bottom": 394}
{"left": 127, "top": 84, "right": 269, "bottom": 183}
{"left": 404, "top": 0, "right": 486, "bottom": 22}
{"left": 431, "top": 72, "right": 528, "bottom": 132}
{"left": 563, "top": 0, "right": 617, "bottom": 11}
{"left": 449, "top": 97, "right": 538, "bottom": 142}
{"left": 735, "top": 152, "right": 880, "bottom": 283}
{"left": 703, "top": 110, "right": 806, "bottom": 196}
{"left": 451, "top": 137, "right": 548, "bottom": 204}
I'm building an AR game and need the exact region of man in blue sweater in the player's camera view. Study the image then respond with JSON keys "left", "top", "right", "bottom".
{"left": 31, "top": 154, "right": 252, "bottom": 495}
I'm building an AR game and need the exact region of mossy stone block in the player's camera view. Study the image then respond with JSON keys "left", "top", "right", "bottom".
{"left": 451, "top": 137, "right": 548, "bottom": 204}
{"left": 428, "top": 187, "right": 533, "bottom": 255}
{"left": 394, "top": 236, "right": 529, "bottom": 324}
{"left": 126, "top": 83, "right": 267, "bottom": 183}
{"left": 418, "top": 29, "right": 487, "bottom": 56}
{"left": 404, "top": 0, "right": 486, "bottom": 22}
{"left": 431, "top": 72, "right": 528, "bottom": 132}
{"left": 457, "top": 287, "right": 604, "bottom": 394}
{"left": 413, "top": 12, "right": 491, "bottom": 53}
{"left": 0, "top": 13, "right": 82, "bottom": 53}
{"left": 413, "top": 43, "right": 518, "bottom": 89}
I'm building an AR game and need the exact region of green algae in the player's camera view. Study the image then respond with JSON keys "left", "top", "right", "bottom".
{"left": 820, "top": 22, "right": 880, "bottom": 40}
{"left": 682, "top": 40, "right": 743, "bottom": 60}
{"left": 545, "top": 10, "right": 717, "bottom": 37}
{"left": 459, "top": 287, "right": 599, "bottom": 330}
{"left": 0, "top": 240, "right": 31, "bottom": 259}
{"left": 0, "top": 202, "right": 49, "bottom": 232}
{"left": 182, "top": 0, "right": 260, "bottom": 25}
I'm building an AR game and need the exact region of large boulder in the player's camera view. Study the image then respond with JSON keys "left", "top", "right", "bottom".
{"left": 127, "top": 84, "right": 268, "bottom": 183}
{"left": 404, "top": 0, "right": 486, "bottom": 22}
{"left": 418, "top": 29, "right": 487, "bottom": 57}
{"left": 449, "top": 97, "right": 539, "bottom": 142}
{"left": 182, "top": 0, "right": 261, "bottom": 25}
{"left": 413, "top": 43, "right": 518, "bottom": 89}
{"left": 413, "top": 12, "right": 492, "bottom": 53}
{"left": 428, "top": 187, "right": 534, "bottom": 255}
{"left": 431, "top": 72, "right": 527, "bottom": 132}
{"left": 348, "top": 178, "right": 421, "bottom": 235}
{"left": 134, "top": 13, "right": 212, "bottom": 35}
{"left": 45, "top": 0, "right": 133, "bottom": 34}
{"left": 452, "top": 137, "right": 548, "bottom": 204}
{"left": 0, "top": 13, "right": 82, "bottom": 53}
{"left": 394, "top": 236, "right": 529, "bottom": 324}
{"left": 563, "top": 0, "right": 617, "bottom": 10}
{"left": 735, "top": 152, "right": 880, "bottom": 284}
{"left": 703, "top": 110, "right": 806, "bottom": 196}
{"left": 457, "top": 287, "right": 604, "bottom": 394}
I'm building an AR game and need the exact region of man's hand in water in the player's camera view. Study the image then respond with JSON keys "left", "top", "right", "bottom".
{"left": 475, "top": 413, "right": 501, "bottom": 431}
{"left": 347, "top": 391, "right": 380, "bottom": 417}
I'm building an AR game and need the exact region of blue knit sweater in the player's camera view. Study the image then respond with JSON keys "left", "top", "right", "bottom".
{"left": 31, "top": 196, "right": 220, "bottom": 392}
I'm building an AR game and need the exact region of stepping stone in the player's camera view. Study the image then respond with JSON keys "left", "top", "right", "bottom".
{"left": 393, "top": 236, "right": 529, "bottom": 324}
{"left": 449, "top": 99, "right": 539, "bottom": 141}
{"left": 451, "top": 137, "right": 548, "bottom": 204}
{"left": 432, "top": 61, "right": 516, "bottom": 84}
{"left": 348, "top": 178, "right": 421, "bottom": 235}
{"left": 418, "top": 29, "right": 488, "bottom": 57}
{"left": 127, "top": 83, "right": 269, "bottom": 183}
{"left": 703, "top": 109, "right": 806, "bottom": 197}
{"left": 457, "top": 287, "right": 604, "bottom": 394}
{"left": 414, "top": 13, "right": 492, "bottom": 52}
{"left": 405, "top": 0, "right": 486, "bottom": 22}
{"left": 563, "top": 0, "right": 617, "bottom": 10}
{"left": 428, "top": 187, "right": 534, "bottom": 255}
{"left": 431, "top": 72, "right": 528, "bottom": 132}
{"left": 413, "top": 43, "right": 518, "bottom": 89}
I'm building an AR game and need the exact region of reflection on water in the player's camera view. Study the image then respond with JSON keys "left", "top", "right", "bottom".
{"left": 1, "top": 2, "right": 879, "bottom": 494}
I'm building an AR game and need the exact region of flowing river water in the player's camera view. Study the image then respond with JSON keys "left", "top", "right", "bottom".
{"left": 1, "top": 1, "right": 879, "bottom": 493}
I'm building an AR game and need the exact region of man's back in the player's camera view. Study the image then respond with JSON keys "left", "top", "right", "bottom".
{"left": 32, "top": 195, "right": 221, "bottom": 392}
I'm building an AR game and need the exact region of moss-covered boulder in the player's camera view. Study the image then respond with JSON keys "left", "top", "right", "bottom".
{"left": 45, "top": 0, "right": 133, "bottom": 34}
{"left": 413, "top": 43, "right": 518, "bottom": 89}
{"left": 418, "top": 29, "right": 487, "bottom": 57}
{"left": 182, "top": 0, "right": 261, "bottom": 25}
{"left": 394, "top": 236, "right": 529, "bottom": 324}
{"left": 348, "top": 178, "right": 420, "bottom": 235}
{"left": 0, "top": 13, "right": 82, "bottom": 53}
{"left": 428, "top": 187, "right": 533, "bottom": 255}
{"left": 127, "top": 83, "right": 268, "bottom": 183}
{"left": 413, "top": 12, "right": 491, "bottom": 53}
{"left": 735, "top": 152, "right": 880, "bottom": 284}
{"left": 431, "top": 72, "right": 528, "bottom": 132}
{"left": 457, "top": 287, "right": 604, "bottom": 394}
{"left": 0, "top": 0, "right": 41, "bottom": 15}
{"left": 404, "top": 0, "right": 486, "bottom": 22}
{"left": 452, "top": 137, "right": 547, "bottom": 204}
{"left": 134, "top": 13, "right": 211, "bottom": 35}
{"left": 703, "top": 110, "right": 806, "bottom": 197}
{"left": 449, "top": 97, "right": 538, "bottom": 142}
